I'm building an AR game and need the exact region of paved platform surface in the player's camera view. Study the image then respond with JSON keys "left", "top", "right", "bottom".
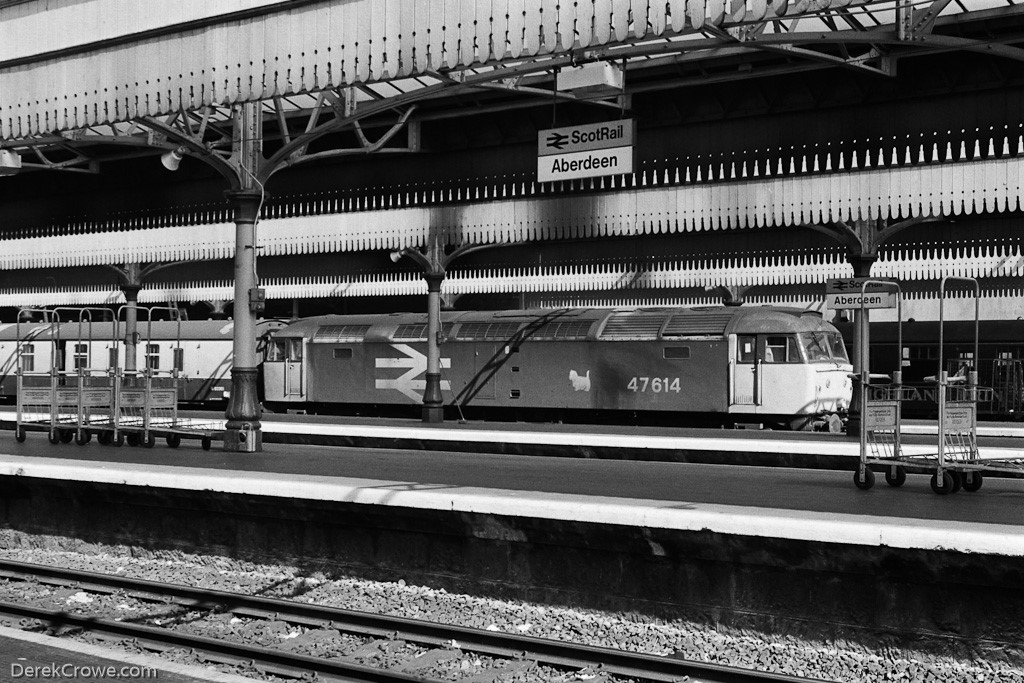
{"left": 2, "top": 435, "right": 1022, "bottom": 557}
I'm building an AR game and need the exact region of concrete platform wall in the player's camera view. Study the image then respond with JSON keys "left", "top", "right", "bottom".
{"left": 1, "top": 476, "right": 1022, "bottom": 662}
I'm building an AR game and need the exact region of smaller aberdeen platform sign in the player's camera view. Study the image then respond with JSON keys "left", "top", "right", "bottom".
{"left": 537, "top": 119, "right": 634, "bottom": 182}
{"left": 825, "top": 277, "right": 897, "bottom": 310}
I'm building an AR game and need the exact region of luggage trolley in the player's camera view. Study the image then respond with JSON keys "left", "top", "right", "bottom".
{"left": 14, "top": 310, "right": 63, "bottom": 443}
{"left": 14, "top": 307, "right": 117, "bottom": 445}
{"left": 930, "top": 277, "right": 984, "bottom": 494}
{"left": 112, "top": 306, "right": 216, "bottom": 450}
{"left": 852, "top": 280, "right": 907, "bottom": 490}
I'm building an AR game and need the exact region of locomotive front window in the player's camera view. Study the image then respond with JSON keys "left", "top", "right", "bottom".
{"left": 798, "top": 332, "right": 849, "bottom": 363}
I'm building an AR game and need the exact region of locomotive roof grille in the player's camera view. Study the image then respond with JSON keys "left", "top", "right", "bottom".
{"left": 393, "top": 323, "right": 427, "bottom": 340}
{"left": 663, "top": 311, "right": 734, "bottom": 337}
{"left": 527, "top": 319, "right": 596, "bottom": 340}
{"left": 454, "top": 321, "right": 523, "bottom": 340}
{"left": 599, "top": 312, "right": 670, "bottom": 339}
{"left": 313, "top": 324, "right": 371, "bottom": 342}
{"left": 392, "top": 323, "right": 455, "bottom": 341}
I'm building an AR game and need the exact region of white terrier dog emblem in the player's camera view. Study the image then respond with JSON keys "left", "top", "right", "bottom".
{"left": 569, "top": 369, "right": 591, "bottom": 392}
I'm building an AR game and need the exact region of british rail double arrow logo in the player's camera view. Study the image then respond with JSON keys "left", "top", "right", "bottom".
{"left": 546, "top": 132, "right": 569, "bottom": 150}
{"left": 375, "top": 344, "right": 451, "bottom": 402}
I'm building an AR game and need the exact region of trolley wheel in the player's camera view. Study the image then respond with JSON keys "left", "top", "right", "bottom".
{"left": 201, "top": 436, "right": 212, "bottom": 451}
{"left": 75, "top": 430, "right": 90, "bottom": 446}
{"left": 97, "top": 432, "right": 112, "bottom": 446}
{"left": 15, "top": 427, "right": 26, "bottom": 443}
{"left": 884, "top": 466, "right": 907, "bottom": 488}
{"left": 126, "top": 433, "right": 140, "bottom": 447}
{"left": 853, "top": 468, "right": 875, "bottom": 490}
{"left": 962, "top": 472, "right": 984, "bottom": 492}
{"left": 949, "top": 471, "right": 963, "bottom": 494}
{"left": 143, "top": 433, "right": 156, "bottom": 449}
{"left": 930, "top": 471, "right": 956, "bottom": 495}
{"left": 48, "top": 430, "right": 60, "bottom": 444}
{"left": 113, "top": 433, "right": 124, "bottom": 447}
{"left": 166, "top": 434, "right": 181, "bottom": 449}
{"left": 59, "top": 429, "right": 74, "bottom": 444}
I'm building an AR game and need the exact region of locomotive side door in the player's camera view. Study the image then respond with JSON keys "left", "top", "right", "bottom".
{"left": 284, "top": 338, "right": 304, "bottom": 398}
{"left": 732, "top": 334, "right": 757, "bottom": 406}
{"left": 263, "top": 337, "right": 305, "bottom": 402}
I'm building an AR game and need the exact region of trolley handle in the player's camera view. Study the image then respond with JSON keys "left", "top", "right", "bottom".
{"left": 848, "top": 372, "right": 891, "bottom": 382}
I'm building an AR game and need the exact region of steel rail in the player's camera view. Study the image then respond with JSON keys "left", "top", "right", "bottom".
{"left": 0, "top": 559, "right": 824, "bottom": 683}
{"left": 0, "top": 600, "right": 428, "bottom": 682}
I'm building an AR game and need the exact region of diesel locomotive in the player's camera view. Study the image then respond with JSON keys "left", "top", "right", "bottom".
{"left": 261, "top": 306, "right": 853, "bottom": 430}
{"left": 0, "top": 307, "right": 853, "bottom": 430}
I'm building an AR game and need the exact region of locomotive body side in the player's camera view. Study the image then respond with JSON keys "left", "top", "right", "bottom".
{"left": 263, "top": 307, "right": 852, "bottom": 428}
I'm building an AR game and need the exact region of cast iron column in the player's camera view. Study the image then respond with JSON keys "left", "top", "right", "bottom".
{"left": 119, "top": 283, "right": 141, "bottom": 373}
{"left": 848, "top": 255, "right": 876, "bottom": 434}
{"left": 423, "top": 272, "right": 444, "bottom": 423}
{"left": 223, "top": 187, "right": 263, "bottom": 452}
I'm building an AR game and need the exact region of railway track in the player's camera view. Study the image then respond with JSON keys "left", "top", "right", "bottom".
{"left": 0, "top": 559, "right": 828, "bottom": 683}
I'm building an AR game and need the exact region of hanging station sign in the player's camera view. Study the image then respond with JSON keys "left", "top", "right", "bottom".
{"left": 536, "top": 119, "right": 634, "bottom": 183}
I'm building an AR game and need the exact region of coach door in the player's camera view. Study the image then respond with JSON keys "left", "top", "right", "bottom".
{"left": 732, "top": 334, "right": 757, "bottom": 406}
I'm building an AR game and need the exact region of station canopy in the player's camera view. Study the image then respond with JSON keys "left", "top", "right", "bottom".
{"left": 1, "top": 0, "right": 1023, "bottom": 177}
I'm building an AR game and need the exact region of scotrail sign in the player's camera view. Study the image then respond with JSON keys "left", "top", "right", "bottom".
{"left": 825, "top": 278, "right": 898, "bottom": 310}
{"left": 537, "top": 119, "right": 634, "bottom": 182}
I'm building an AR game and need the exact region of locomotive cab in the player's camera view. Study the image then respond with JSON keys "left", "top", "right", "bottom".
{"left": 728, "top": 311, "right": 852, "bottom": 430}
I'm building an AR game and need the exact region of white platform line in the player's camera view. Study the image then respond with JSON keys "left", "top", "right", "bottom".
{"left": 2, "top": 455, "right": 1021, "bottom": 557}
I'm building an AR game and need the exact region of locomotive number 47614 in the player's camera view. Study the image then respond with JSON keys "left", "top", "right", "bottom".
{"left": 627, "top": 377, "right": 682, "bottom": 393}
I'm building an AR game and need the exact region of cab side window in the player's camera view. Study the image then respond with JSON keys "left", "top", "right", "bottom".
{"left": 265, "top": 340, "right": 286, "bottom": 362}
{"left": 737, "top": 335, "right": 756, "bottom": 363}
{"left": 764, "top": 336, "right": 799, "bottom": 363}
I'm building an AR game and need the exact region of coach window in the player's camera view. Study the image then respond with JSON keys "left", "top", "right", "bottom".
{"left": 287, "top": 339, "right": 303, "bottom": 361}
{"left": 145, "top": 344, "right": 160, "bottom": 370}
{"left": 21, "top": 344, "right": 34, "bottom": 372}
{"left": 737, "top": 335, "right": 756, "bottom": 363}
{"left": 333, "top": 348, "right": 353, "bottom": 360}
{"left": 74, "top": 343, "right": 89, "bottom": 370}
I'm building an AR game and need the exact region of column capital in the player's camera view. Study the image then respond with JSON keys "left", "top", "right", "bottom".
{"left": 224, "top": 188, "right": 265, "bottom": 223}
{"left": 424, "top": 272, "right": 445, "bottom": 291}
{"left": 849, "top": 255, "right": 877, "bottom": 278}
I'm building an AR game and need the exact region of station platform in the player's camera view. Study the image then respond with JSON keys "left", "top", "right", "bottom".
{"left": 0, "top": 436, "right": 1022, "bottom": 557}
{"left": 1, "top": 435, "right": 1023, "bottom": 659}
{"left": 4, "top": 407, "right": 1021, "bottom": 468}
{"left": 0, "top": 625, "right": 252, "bottom": 682}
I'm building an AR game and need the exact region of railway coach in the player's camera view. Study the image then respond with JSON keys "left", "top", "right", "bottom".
{"left": 261, "top": 306, "right": 853, "bottom": 430}
{"left": 0, "top": 319, "right": 282, "bottom": 406}
{"left": 835, "top": 318, "right": 1024, "bottom": 420}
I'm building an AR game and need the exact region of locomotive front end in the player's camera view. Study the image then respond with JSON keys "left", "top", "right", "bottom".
{"left": 798, "top": 326, "right": 853, "bottom": 428}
